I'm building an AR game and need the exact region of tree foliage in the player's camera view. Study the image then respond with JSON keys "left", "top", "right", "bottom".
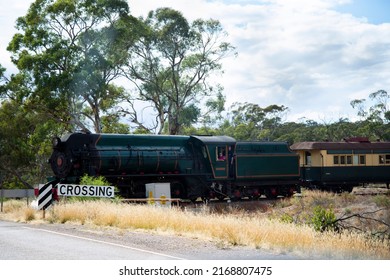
{"left": 7, "top": 0, "right": 130, "bottom": 132}
{"left": 120, "top": 8, "right": 236, "bottom": 134}
{"left": 350, "top": 90, "right": 390, "bottom": 140}
{"left": 0, "top": 98, "right": 62, "bottom": 188}
{"left": 223, "top": 102, "right": 288, "bottom": 140}
{"left": 351, "top": 90, "right": 389, "bottom": 123}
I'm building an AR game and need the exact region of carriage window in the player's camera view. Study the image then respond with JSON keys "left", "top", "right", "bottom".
{"left": 334, "top": 154, "right": 360, "bottom": 165}
{"left": 305, "top": 152, "right": 312, "bottom": 166}
{"left": 334, "top": 155, "right": 356, "bottom": 165}
{"left": 378, "top": 155, "right": 390, "bottom": 164}
{"left": 216, "top": 146, "right": 226, "bottom": 161}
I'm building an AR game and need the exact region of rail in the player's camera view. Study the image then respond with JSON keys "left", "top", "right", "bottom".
{"left": 121, "top": 198, "right": 184, "bottom": 206}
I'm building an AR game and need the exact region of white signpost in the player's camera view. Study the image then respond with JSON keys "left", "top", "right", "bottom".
{"left": 56, "top": 184, "right": 115, "bottom": 198}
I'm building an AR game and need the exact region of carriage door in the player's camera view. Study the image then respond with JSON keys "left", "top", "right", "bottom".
{"left": 214, "top": 145, "right": 228, "bottom": 178}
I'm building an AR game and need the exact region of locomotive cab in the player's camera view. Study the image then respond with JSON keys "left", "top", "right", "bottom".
{"left": 189, "top": 135, "right": 237, "bottom": 180}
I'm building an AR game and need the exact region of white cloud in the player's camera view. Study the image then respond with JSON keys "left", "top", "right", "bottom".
{"left": 197, "top": 0, "right": 390, "bottom": 121}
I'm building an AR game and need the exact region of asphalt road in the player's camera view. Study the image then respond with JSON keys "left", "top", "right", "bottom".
{"left": 0, "top": 220, "right": 300, "bottom": 260}
{"left": 1, "top": 222, "right": 386, "bottom": 280}
{"left": 0, "top": 220, "right": 183, "bottom": 260}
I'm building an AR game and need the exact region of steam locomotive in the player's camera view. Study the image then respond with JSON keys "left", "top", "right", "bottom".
{"left": 49, "top": 133, "right": 390, "bottom": 200}
{"left": 49, "top": 132, "right": 301, "bottom": 200}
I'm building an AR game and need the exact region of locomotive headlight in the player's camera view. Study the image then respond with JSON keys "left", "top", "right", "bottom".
{"left": 52, "top": 137, "right": 61, "bottom": 147}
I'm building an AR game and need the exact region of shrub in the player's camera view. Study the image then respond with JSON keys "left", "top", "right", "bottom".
{"left": 310, "top": 206, "right": 338, "bottom": 232}
{"left": 280, "top": 213, "right": 294, "bottom": 224}
{"left": 66, "top": 174, "right": 115, "bottom": 202}
{"left": 80, "top": 174, "right": 110, "bottom": 186}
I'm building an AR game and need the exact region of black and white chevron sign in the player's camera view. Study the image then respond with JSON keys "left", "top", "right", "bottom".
{"left": 38, "top": 181, "right": 54, "bottom": 210}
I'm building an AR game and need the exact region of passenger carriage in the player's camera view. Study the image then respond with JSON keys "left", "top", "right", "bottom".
{"left": 290, "top": 137, "right": 390, "bottom": 192}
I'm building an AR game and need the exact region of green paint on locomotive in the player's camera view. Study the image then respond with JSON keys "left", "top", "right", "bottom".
{"left": 93, "top": 134, "right": 194, "bottom": 175}
{"left": 235, "top": 142, "right": 300, "bottom": 181}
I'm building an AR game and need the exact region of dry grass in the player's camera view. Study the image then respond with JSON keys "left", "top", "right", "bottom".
{"left": 268, "top": 189, "right": 390, "bottom": 257}
{"left": 1, "top": 195, "right": 389, "bottom": 259}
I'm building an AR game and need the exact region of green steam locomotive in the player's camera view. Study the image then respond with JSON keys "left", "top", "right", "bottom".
{"left": 49, "top": 132, "right": 301, "bottom": 200}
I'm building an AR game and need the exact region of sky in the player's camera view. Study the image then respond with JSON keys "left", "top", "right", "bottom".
{"left": 1, "top": 0, "right": 390, "bottom": 123}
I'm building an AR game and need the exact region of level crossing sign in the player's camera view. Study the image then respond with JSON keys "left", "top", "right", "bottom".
{"left": 37, "top": 181, "right": 115, "bottom": 210}
{"left": 56, "top": 184, "right": 115, "bottom": 198}
{"left": 37, "top": 180, "right": 57, "bottom": 210}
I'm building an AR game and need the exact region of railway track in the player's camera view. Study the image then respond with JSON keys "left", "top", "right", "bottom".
{"left": 178, "top": 188, "right": 389, "bottom": 215}
{"left": 351, "top": 187, "right": 390, "bottom": 196}
{"left": 119, "top": 186, "right": 389, "bottom": 215}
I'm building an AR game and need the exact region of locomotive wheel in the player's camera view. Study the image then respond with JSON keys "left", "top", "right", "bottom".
{"left": 170, "top": 182, "right": 185, "bottom": 199}
{"left": 265, "top": 188, "right": 278, "bottom": 199}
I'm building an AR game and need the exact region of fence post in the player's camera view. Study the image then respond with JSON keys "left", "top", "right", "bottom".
{"left": 25, "top": 189, "right": 29, "bottom": 207}
{"left": 0, "top": 173, "right": 3, "bottom": 213}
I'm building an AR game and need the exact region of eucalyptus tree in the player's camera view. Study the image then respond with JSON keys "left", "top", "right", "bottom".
{"left": 350, "top": 90, "right": 390, "bottom": 140}
{"left": 120, "top": 8, "right": 236, "bottom": 134}
{"left": 0, "top": 98, "right": 61, "bottom": 188}
{"left": 0, "top": 64, "right": 64, "bottom": 187}
{"left": 7, "top": 0, "right": 130, "bottom": 133}
{"left": 351, "top": 90, "right": 389, "bottom": 123}
{"left": 227, "top": 102, "right": 288, "bottom": 140}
